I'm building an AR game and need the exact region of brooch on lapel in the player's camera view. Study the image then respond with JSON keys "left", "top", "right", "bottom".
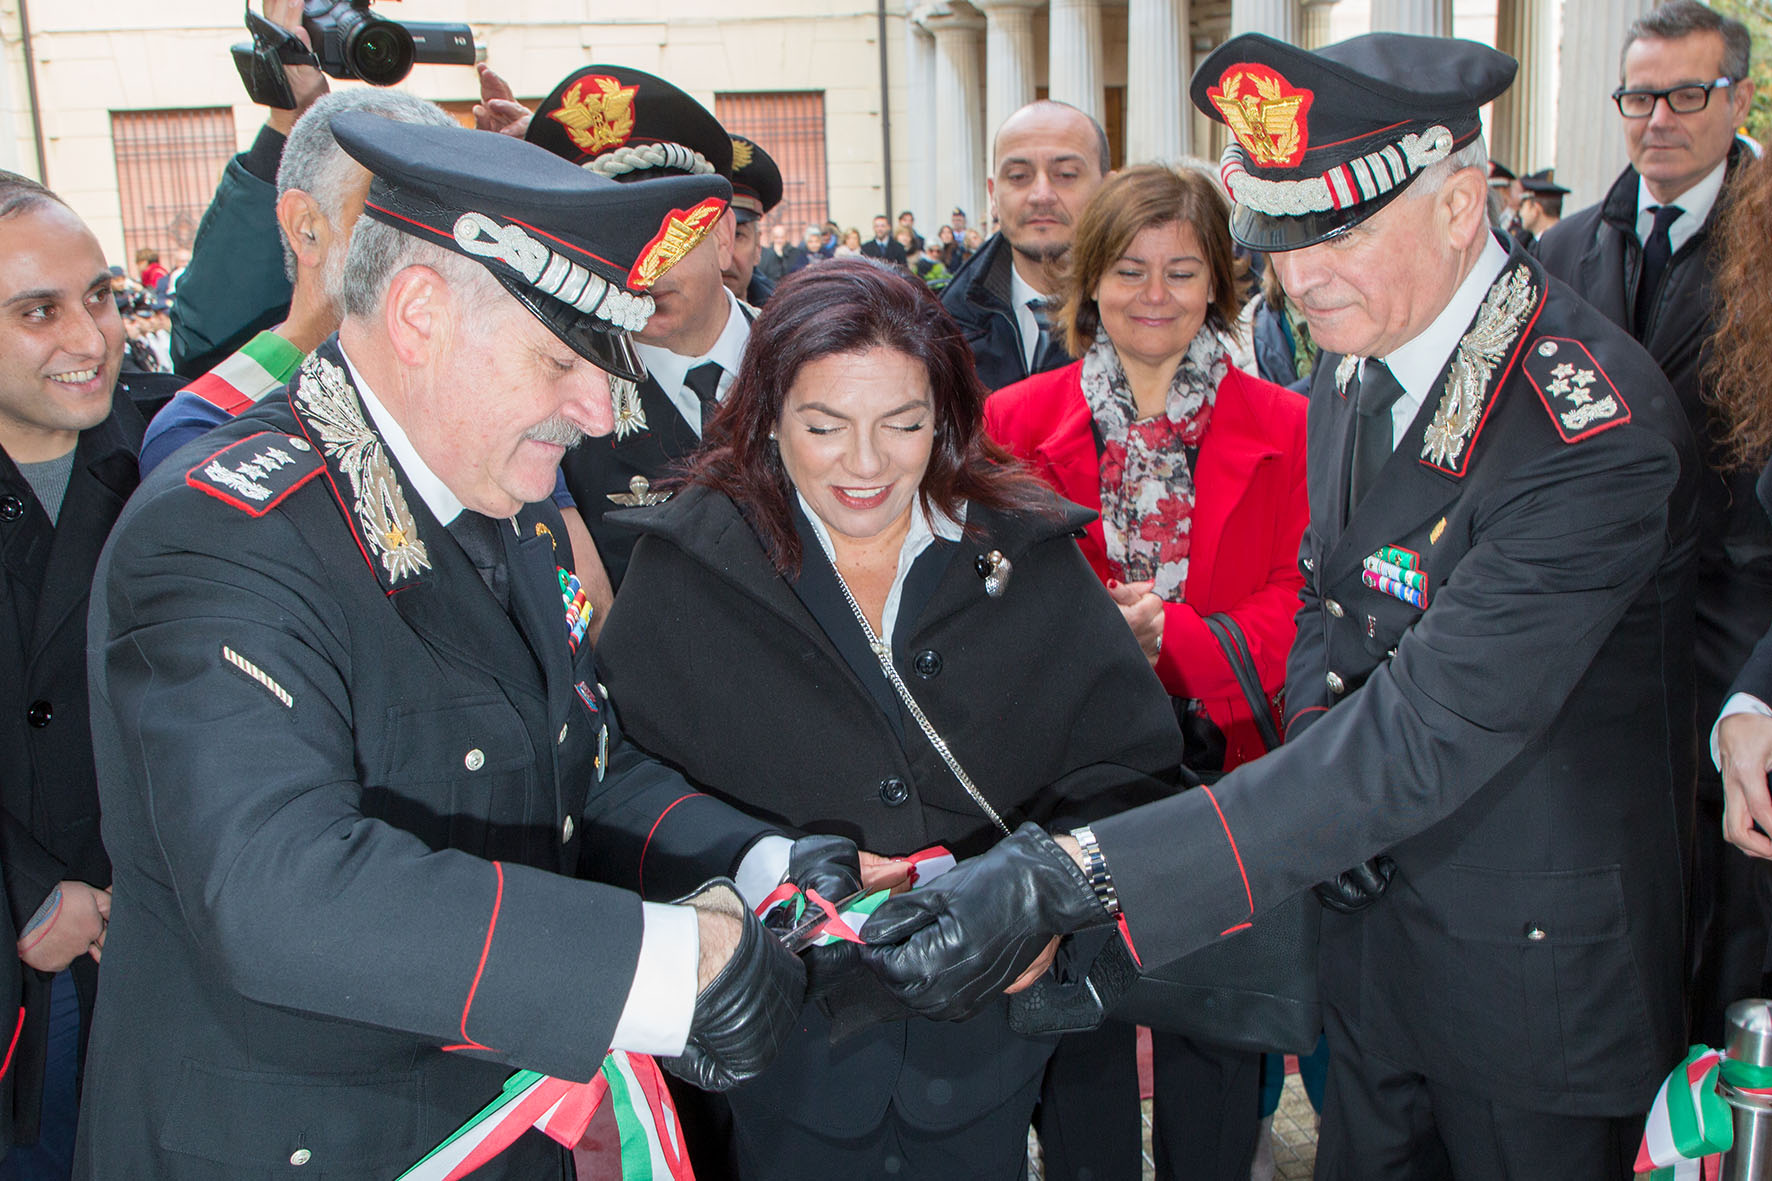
{"left": 611, "top": 376, "right": 647, "bottom": 440}
{"left": 976, "top": 550, "right": 1012, "bottom": 597}
{"left": 606, "top": 475, "right": 672, "bottom": 507}
{"left": 1362, "top": 545, "right": 1427, "bottom": 608}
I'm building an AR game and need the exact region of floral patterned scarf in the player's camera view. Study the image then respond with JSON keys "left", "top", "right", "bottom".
{"left": 1082, "top": 330, "right": 1227, "bottom": 599}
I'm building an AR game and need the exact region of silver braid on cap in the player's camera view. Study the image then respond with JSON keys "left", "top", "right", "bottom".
{"left": 452, "top": 212, "right": 653, "bottom": 332}
{"left": 581, "top": 142, "right": 716, "bottom": 178}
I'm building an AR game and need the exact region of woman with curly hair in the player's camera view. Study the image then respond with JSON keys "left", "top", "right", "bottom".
{"left": 1707, "top": 150, "right": 1772, "bottom": 864}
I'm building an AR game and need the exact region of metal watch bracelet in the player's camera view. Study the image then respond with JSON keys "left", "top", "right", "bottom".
{"left": 1069, "top": 825, "right": 1121, "bottom": 918}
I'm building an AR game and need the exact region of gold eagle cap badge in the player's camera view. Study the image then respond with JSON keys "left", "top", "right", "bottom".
{"left": 730, "top": 137, "right": 754, "bottom": 170}
{"left": 628, "top": 198, "right": 728, "bottom": 290}
{"left": 1208, "top": 64, "right": 1314, "bottom": 168}
{"left": 549, "top": 75, "right": 639, "bottom": 156}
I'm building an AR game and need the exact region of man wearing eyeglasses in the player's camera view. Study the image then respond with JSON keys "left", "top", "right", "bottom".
{"left": 1539, "top": 0, "right": 1772, "bottom": 1049}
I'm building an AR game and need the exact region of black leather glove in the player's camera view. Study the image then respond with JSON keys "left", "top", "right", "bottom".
{"left": 1313, "top": 854, "right": 1397, "bottom": 914}
{"left": 663, "top": 879, "right": 806, "bottom": 1092}
{"left": 856, "top": 823, "right": 1111, "bottom": 1023}
{"left": 764, "top": 835, "right": 864, "bottom": 1004}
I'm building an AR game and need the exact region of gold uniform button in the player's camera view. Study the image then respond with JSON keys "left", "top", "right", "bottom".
{"left": 290, "top": 1148, "right": 312, "bottom": 1166}
{"left": 1325, "top": 599, "right": 1344, "bottom": 618}
{"left": 464, "top": 748, "right": 485, "bottom": 771}
{"left": 1326, "top": 671, "right": 1345, "bottom": 694}
{"left": 562, "top": 815, "right": 575, "bottom": 843}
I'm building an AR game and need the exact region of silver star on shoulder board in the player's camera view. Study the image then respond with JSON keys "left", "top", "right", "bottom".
{"left": 606, "top": 475, "right": 672, "bottom": 507}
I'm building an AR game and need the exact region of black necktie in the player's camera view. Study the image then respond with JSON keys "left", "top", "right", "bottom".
{"left": 1027, "top": 298, "right": 1054, "bottom": 375}
{"left": 1349, "top": 360, "right": 1408, "bottom": 513}
{"left": 449, "top": 510, "right": 512, "bottom": 611}
{"left": 1634, "top": 204, "right": 1683, "bottom": 338}
{"left": 685, "top": 361, "right": 723, "bottom": 431}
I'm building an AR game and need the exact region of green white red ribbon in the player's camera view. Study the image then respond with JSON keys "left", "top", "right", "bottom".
{"left": 397, "top": 1050, "right": 689, "bottom": 1181}
{"left": 756, "top": 846, "right": 956, "bottom": 945}
{"left": 1636, "top": 1044, "right": 1772, "bottom": 1178}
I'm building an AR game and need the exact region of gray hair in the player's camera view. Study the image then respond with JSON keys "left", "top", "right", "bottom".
{"left": 1622, "top": 0, "right": 1751, "bottom": 83}
{"left": 275, "top": 89, "right": 455, "bottom": 280}
{"left": 337, "top": 216, "right": 501, "bottom": 321}
{"left": 1408, "top": 135, "right": 1491, "bottom": 200}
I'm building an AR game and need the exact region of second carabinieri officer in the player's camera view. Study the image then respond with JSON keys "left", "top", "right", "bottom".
{"left": 72, "top": 114, "right": 855, "bottom": 1179}
{"left": 860, "top": 33, "right": 1698, "bottom": 1180}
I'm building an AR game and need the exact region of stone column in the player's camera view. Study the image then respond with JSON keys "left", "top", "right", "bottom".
{"left": 1300, "top": 0, "right": 1339, "bottom": 48}
{"left": 927, "top": 6, "right": 988, "bottom": 232}
{"left": 905, "top": 4, "right": 940, "bottom": 226}
{"left": 1232, "top": 0, "right": 1299, "bottom": 45}
{"left": 1370, "top": 0, "right": 1451, "bottom": 35}
{"left": 1556, "top": 0, "right": 1648, "bottom": 205}
{"left": 1126, "top": 0, "right": 1190, "bottom": 163}
{"left": 980, "top": 0, "right": 1040, "bottom": 159}
{"left": 1491, "top": 0, "right": 1557, "bottom": 174}
{"left": 1047, "top": 0, "right": 1104, "bottom": 125}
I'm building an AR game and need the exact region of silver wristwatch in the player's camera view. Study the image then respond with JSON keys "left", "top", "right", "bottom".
{"left": 1069, "top": 825, "right": 1121, "bottom": 917}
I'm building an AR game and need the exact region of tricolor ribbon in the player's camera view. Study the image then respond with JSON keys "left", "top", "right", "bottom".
{"left": 1635, "top": 1045, "right": 1772, "bottom": 1178}
{"left": 757, "top": 846, "right": 957, "bottom": 947}
{"left": 398, "top": 1050, "right": 690, "bottom": 1181}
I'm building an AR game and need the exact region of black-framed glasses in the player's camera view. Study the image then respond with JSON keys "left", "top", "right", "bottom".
{"left": 1612, "top": 77, "right": 1734, "bottom": 118}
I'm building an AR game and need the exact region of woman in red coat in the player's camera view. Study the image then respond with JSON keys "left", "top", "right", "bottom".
{"left": 986, "top": 164, "right": 1308, "bottom": 1181}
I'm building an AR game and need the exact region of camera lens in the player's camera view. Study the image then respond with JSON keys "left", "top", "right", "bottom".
{"left": 340, "top": 10, "right": 414, "bottom": 86}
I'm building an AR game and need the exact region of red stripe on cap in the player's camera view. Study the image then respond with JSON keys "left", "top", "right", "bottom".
{"left": 443, "top": 860, "right": 504, "bottom": 1054}
{"left": 364, "top": 200, "right": 455, "bottom": 242}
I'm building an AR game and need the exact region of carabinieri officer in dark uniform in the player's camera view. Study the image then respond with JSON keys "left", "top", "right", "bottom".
{"left": 526, "top": 66, "right": 755, "bottom": 593}
{"left": 72, "top": 114, "right": 847, "bottom": 1180}
{"left": 858, "top": 34, "right": 1698, "bottom": 1181}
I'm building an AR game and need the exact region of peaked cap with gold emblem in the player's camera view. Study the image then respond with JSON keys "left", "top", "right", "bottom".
{"left": 727, "top": 134, "right": 783, "bottom": 224}
{"left": 1190, "top": 33, "right": 1516, "bottom": 251}
{"left": 332, "top": 111, "right": 730, "bottom": 384}
{"left": 526, "top": 66, "right": 735, "bottom": 183}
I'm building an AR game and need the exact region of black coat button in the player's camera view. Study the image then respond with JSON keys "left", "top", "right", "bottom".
{"left": 25, "top": 701, "right": 52, "bottom": 728}
{"left": 912, "top": 649, "right": 943, "bottom": 678}
{"left": 0, "top": 495, "right": 23, "bottom": 522}
{"left": 878, "top": 777, "right": 910, "bottom": 806}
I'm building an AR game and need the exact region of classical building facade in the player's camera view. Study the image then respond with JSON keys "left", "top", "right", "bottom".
{"left": 0, "top": 0, "right": 1657, "bottom": 269}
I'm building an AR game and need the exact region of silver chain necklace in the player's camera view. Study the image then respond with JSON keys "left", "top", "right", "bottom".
{"left": 829, "top": 564, "right": 1011, "bottom": 836}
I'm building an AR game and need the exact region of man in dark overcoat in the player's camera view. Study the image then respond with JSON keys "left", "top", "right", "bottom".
{"left": 73, "top": 116, "right": 822, "bottom": 1181}
{"left": 861, "top": 33, "right": 1699, "bottom": 1181}
{"left": 1536, "top": 0, "right": 1770, "bottom": 1041}
{"left": 0, "top": 169, "right": 185, "bottom": 1174}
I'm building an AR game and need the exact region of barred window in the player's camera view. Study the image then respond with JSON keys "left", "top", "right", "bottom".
{"left": 111, "top": 108, "right": 238, "bottom": 269}
{"left": 714, "top": 91, "right": 828, "bottom": 234}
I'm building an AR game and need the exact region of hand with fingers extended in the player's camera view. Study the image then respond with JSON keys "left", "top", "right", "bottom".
{"left": 856, "top": 824, "right": 1111, "bottom": 1023}
{"left": 474, "top": 64, "right": 533, "bottom": 138}
{"left": 257, "top": 0, "right": 330, "bottom": 135}
{"left": 665, "top": 879, "right": 806, "bottom": 1092}
{"left": 1720, "top": 711, "right": 1772, "bottom": 859}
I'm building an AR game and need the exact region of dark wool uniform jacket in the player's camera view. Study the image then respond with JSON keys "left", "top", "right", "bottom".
{"left": 1090, "top": 240, "right": 1698, "bottom": 1117}
{"left": 0, "top": 389, "right": 143, "bottom": 1149}
{"left": 595, "top": 484, "right": 1183, "bottom": 1137}
{"left": 74, "top": 341, "right": 772, "bottom": 1180}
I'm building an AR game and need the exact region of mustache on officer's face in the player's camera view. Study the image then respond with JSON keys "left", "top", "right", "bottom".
{"left": 524, "top": 415, "right": 586, "bottom": 448}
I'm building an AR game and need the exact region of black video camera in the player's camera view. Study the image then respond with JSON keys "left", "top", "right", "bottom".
{"left": 232, "top": 2, "right": 475, "bottom": 108}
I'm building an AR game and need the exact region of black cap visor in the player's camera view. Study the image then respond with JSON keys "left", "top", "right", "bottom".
{"left": 491, "top": 271, "right": 647, "bottom": 383}
{"left": 1229, "top": 181, "right": 1411, "bottom": 252}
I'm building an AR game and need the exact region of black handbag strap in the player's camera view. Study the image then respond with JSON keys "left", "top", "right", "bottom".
{"left": 1203, "top": 613, "right": 1283, "bottom": 752}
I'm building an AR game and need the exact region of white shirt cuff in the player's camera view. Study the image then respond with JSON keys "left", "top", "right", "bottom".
{"left": 734, "top": 835, "right": 795, "bottom": 911}
{"left": 608, "top": 901, "right": 699, "bottom": 1056}
{"left": 1712, "top": 693, "right": 1772, "bottom": 771}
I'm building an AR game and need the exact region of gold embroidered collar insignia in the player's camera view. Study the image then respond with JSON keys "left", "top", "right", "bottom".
{"left": 1420, "top": 262, "right": 1538, "bottom": 474}
{"left": 611, "top": 376, "right": 648, "bottom": 440}
{"left": 294, "top": 353, "right": 432, "bottom": 588}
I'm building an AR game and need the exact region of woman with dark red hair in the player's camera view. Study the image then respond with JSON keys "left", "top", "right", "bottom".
{"left": 595, "top": 258, "right": 1183, "bottom": 1178}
